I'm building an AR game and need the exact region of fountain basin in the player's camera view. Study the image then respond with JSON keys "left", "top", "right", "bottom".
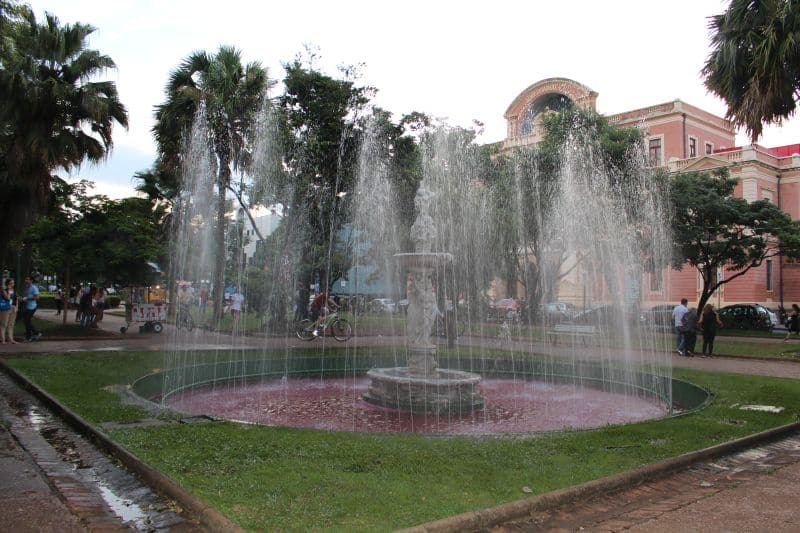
{"left": 363, "top": 367, "right": 485, "bottom": 415}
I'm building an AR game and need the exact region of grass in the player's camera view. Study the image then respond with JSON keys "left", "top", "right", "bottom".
{"left": 4, "top": 347, "right": 800, "bottom": 530}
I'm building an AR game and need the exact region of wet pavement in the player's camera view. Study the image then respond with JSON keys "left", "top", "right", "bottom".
{"left": 0, "top": 371, "right": 202, "bottom": 532}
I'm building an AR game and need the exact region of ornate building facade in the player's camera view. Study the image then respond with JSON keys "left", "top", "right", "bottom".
{"left": 503, "top": 78, "right": 800, "bottom": 311}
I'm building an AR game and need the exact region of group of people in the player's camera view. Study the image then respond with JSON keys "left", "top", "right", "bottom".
{"left": 0, "top": 276, "right": 43, "bottom": 343}
{"left": 72, "top": 285, "right": 106, "bottom": 328}
{"left": 671, "top": 299, "right": 800, "bottom": 355}
{"left": 672, "top": 298, "right": 723, "bottom": 357}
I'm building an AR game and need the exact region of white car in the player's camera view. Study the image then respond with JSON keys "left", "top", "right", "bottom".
{"left": 370, "top": 298, "right": 396, "bottom": 314}
{"left": 756, "top": 304, "right": 779, "bottom": 327}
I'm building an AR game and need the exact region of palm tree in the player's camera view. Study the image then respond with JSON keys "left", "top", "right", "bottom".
{"left": 153, "top": 46, "right": 268, "bottom": 320}
{"left": 0, "top": 10, "right": 128, "bottom": 263}
{"left": 703, "top": 0, "right": 800, "bottom": 142}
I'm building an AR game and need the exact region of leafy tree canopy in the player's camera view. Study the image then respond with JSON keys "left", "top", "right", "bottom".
{"left": 703, "top": 0, "right": 800, "bottom": 141}
{"left": 0, "top": 1, "right": 127, "bottom": 264}
{"left": 671, "top": 169, "right": 800, "bottom": 310}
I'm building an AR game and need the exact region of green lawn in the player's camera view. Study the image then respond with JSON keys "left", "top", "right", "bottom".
{"left": 4, "top": 348, "right": 800, "bottom": 531}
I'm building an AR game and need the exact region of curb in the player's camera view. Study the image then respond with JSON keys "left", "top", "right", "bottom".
{"left": 400, "top": 421, "right": 800, "bottom": 532}
{"left": 0, "top": 359, "right": 244, "bottom": 533}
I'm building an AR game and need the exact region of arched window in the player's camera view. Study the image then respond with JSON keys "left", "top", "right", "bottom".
{"left": 519, "top": 93, "right": 573, "bottom": 136}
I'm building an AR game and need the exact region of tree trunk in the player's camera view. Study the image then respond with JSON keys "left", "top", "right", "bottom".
{"left": 213, "top": 167, "right": 229, "bottom": 323}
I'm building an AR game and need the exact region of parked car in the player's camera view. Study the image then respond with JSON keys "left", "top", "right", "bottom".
{"left": 755, "top": 304, "right": 779, "bottom": 327}
{"left": 397, "top": 298, "right": 409, "bottom": 315}
{"left": 540, "top": 302, "right": 577, "bottom": 324}
{"left": 639, "top": 304, "right": 677, "bottom": 329}
{"left": 571, "top": 305, "right": 641, "bottom": 328}
{"left": 487, "top": 298, "right": 520, "bottom": 322}
{"left": 370, "top": 298, "right": 397, "bottom": 314}
{"left": 717, "top": 304, "right": 774, "bottom": 331}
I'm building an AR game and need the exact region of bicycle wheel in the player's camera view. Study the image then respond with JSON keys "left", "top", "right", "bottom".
{"left": 331, "top": 318, "right": 352, "bottom": 341}
{"left": 295, "top": 319, "right": 315, "bottom": 341}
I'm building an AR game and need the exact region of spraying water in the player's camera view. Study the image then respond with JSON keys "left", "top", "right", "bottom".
{"left": 159, "top": 113, "right": 673, "bottom": 434}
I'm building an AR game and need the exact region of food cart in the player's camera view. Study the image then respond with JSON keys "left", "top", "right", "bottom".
{"left": 121, "top": 286, "right": 167, "bottom": 334}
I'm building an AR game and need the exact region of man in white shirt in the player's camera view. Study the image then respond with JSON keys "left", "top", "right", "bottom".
{"left": 230, "top": 287, "right": 245, "bottom": 335}
{"left": 672, "top": 298, "right": 689, "bottom": 356}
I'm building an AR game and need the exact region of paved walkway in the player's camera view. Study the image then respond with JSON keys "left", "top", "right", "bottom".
{"left": 493, "top": 433, "right": 800, "bottom": 532}
{"left": 4, "top": 309, "right": 800, "bottom": 531}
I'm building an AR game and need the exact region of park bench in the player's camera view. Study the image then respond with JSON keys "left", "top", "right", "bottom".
{"left": 546, "top": 323, "right": 599, "bottom": 345}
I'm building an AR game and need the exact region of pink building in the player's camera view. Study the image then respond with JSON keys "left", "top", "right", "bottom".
{"left": 502, "top": 78, "right": 800, "bottom": 310}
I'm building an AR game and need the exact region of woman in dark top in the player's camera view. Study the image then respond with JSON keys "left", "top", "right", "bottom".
{"left": 698, "top": 303, "right": 723, "bottom": 357}
{"left": 784, "top": 303, "right": 800, "bottom": 341}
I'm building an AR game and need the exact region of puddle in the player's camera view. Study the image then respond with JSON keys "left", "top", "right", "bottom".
{"left": 27, "top": 405, "right": 47, "bottom": 431}
{"left": 97, "top": 481, "right": 151, "bottom": 528}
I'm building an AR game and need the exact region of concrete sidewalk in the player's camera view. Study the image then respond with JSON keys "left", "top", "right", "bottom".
{"left": 0, "top": 420, "right": 87, "bottom": 532}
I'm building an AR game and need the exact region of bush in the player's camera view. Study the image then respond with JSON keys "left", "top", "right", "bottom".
{"left": 37, "top": 295, "right": 56, "bottom": 309}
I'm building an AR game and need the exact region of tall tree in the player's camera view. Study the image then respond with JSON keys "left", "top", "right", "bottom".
{"left": 153, "top": 46, "right": 267, "bottom": 319}
{"left": 492, "top": 107, "right": 649, "bottom": 317}
{"left": 671, "top": 169, "right": 800, "bottom": 312}
{"left": 703, "top": 0, "right": 800, "bottom": 142}
{"left": 23, "top": 181, "right": 163, "bottom": 323}
{"left": 278, "top": 59, "right": 371, "bottom": 291}
{"left": 0, "top": 6, "right": 128, "bottom": 264}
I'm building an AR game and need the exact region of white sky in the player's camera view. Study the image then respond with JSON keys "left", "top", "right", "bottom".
{"left": 27, "top": 0, "right": 800, "bottom": 198}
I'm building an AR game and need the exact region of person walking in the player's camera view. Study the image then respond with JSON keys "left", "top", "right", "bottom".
{"left": 230, "top": 286, "right": 245, "bottom": 335}
{"left": 79, "top": 287, "right": 96, "bottom": 328}
{"left": 199, "top": 284, "right": 209, "bottom": 311}
{"left": 0, "top": 278, "right": 18, "bottom": 344}
{"left": 682, "top": 307, "right": 699, "bottom": 356}
{"left": 784, "top": 304, "right": 800, "bottom": 341}
{"left": 92, "top": 287, "right": 105, "bottom": 328}
{"left": 672, "top": 298, "right": 689, "bottom": 356}
{"left": 20, "top": 276, "right": 41, "bottom": 341}
{"left": 54, "top": 288, "right": 64, "bottom": 315}
{"left": 698, "top": 303, "right": 724, "bottom": 357}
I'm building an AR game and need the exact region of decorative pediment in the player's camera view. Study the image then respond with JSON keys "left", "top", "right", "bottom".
{"left": 677, "top": 155, "right": 732, "bottom": 172}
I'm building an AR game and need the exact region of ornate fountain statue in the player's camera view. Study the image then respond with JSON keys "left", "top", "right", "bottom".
{"left": 363, "top": 183, "right": 485, "bottom": 415}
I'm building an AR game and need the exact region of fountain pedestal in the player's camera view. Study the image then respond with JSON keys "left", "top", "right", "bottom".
{"left": 362, "top": 252, "right": 486, "bottom": 415}
{"left": 364, "top": 367, "right": 485, "bottom": 415}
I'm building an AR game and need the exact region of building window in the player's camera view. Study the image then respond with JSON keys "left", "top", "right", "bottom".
{"left": 766, "top": 259, "right": 773, "bottom": 291}
{"left": 688, "top": 136, "right": 697, "bottom": 158}
{"left": 705, "top": 142, "right": 714, "bottom": 155}
{"left": 648, "top": 138, "right": 662, "bottom": 166}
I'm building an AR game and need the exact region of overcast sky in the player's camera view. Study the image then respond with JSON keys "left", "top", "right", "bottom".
{"left": 27, "top": 0, "right": 800, "bottom": 198}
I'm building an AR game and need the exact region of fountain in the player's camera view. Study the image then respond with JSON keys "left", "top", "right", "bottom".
{"left": 153, "top": 116, "right": 682, "bottom": 435}
{"left": 362, "top": 182, "right": 485, "bottom": 415}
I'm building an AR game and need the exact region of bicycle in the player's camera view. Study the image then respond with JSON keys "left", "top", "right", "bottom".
{"left": 295, "top": 311, "right": 352, "bottom": 341}
{"left": 176, "top": 304, "right": 195, "bottom": 331}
